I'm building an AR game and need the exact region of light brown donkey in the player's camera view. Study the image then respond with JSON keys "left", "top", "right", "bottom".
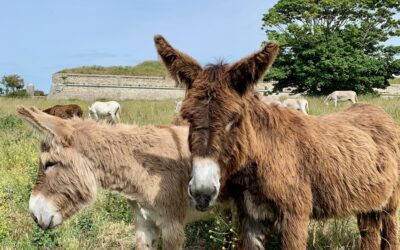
{"left": 155, "top": 35, "right": 400, "bottom": 249}
{"left": 18, "top": 106, "right": 235, "bottom": 250}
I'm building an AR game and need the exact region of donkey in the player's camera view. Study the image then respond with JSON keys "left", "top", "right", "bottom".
{"left": 175, "top": 100, "right": 183, "bottom": 113}
{"left": 42, "top": 104, "right": 83, "bottom": 119}
{"left": 18, "top": 107, "right": 269, "bottom": 249}
{"left": 154, "top": 35, "right": 400, "bottom": 250}
{"left": 324, "top": 90, "right": 357, "bottom": 107}
{"left": 260, "top": 95, "right": 282, "bottom": 106}
{"left": 282, "top": 98, "right": 309, "bottom": 115}
{"left": 18, "top": 106, "right": 227, "bottom": 250}
{"left": 88, "top": 101, "right": 121, "bottom": 123}
{"left": 171, "top": 100, "right": 189, "bottom": 126}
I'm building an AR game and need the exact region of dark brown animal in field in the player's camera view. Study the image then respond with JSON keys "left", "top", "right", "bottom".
{"left": 171, "top": 114, "right": 189, "bottom": 126}
{"left": 42, "top": 104, "right": 82, "bottom": 119}
{"left": 155, "top": 35, "right": 400, "bottom": 250}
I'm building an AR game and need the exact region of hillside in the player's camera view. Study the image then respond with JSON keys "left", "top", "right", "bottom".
{"left": 59, "top": 61, "right": 167, "bottom": 77}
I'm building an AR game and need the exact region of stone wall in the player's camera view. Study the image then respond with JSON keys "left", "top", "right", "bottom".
{"left": 48, "top": 73, "right": 185, "bottom": 100}
{"left": 48, "top": 73, "right": 271, "bottom": 100}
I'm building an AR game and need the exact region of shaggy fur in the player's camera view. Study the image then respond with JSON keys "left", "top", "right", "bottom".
{"left": 171, "top": 114, "right": 189, "bottom": 126}
{"left": 155, "top": 35, "right": 400, "bottom": 250}
{"left": 42, "top": 104, "right": 83, "bottom": 119}
{"left": 18, "top": 106, "right": 236, "bottom": 250}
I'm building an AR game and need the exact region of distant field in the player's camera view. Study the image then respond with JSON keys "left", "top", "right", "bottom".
{"left": 390, "top": 78, "right": 400, "bottom": 85}
{"left": 59, "top": 60, "right": 167, "bottom": 77}
{"left": 1, "top": 96, "right": 400, "bottom": 249}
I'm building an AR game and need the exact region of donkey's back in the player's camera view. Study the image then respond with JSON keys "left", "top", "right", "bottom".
{"left": 306, "top": 103, "right": 400, "bottom": 218}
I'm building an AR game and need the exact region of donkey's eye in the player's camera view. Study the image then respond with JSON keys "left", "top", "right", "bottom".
{"left": 44, "top": 161, "right": 57, "bottom": 170}
{"left": 225, "top": 113, "right": 241, "bottom": 132}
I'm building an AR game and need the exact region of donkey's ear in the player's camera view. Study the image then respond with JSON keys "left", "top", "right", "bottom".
{"left": 154, "top": 35, "right": 202, "bottom": 89}
{"left": 16, "top": 106, "right": 74, "bottom": 146}
{"left": 228, "top": 41, "right": 279, "bottom": 95}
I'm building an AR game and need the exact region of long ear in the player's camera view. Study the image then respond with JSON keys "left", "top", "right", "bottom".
{"left": 16, "top": 106, "right": 74, "bottom": 146}
{"left": 154, "top": 35, "right": 202, "bottom": 88}
{"left": 228, "top": 41, "right": 279, "bottom": 94}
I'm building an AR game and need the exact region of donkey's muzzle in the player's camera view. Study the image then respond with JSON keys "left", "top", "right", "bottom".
{"left": 189, "top": 156, "right": 221, "bottom": 211}
{"left": 29, "top": 194, "right": 63, "bottom": 230}
{"left": 31, "top": 213, "right": 54, "bottom": 230}
{"left": 188, "top": 184, "right": 218, "bottom": 211}
{"left": 194, "top": 194, "right": 212, "bottom": 211}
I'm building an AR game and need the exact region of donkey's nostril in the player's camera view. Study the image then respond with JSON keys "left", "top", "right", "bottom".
{"left": 188, "top": 185, "right": 195, "bottom": 198}
{"left": 211, "top": 185, "right": 217, "bottom": 196}
{"left": 195, "top": 194, "right": 212, "bottom": 211}
{"left": 48, "top": 215, "right": 54, "bottom": 229}
{"left": 30, "top": 212, "right": 38, "bottom": 224}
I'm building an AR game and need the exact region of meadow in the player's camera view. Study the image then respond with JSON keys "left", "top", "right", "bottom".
{"left": 1, "top": 95, "right": 400, "bottom": 249}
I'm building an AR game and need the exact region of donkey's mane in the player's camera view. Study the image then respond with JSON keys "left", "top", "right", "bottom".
{"left": 202, "top": 61, "right": 228, "bottom": 84}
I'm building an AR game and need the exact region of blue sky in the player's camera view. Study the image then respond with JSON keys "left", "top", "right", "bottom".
{"left": 0, "top": 1, "right": 399, "bottom": 92}
{"left": 0, "top": 0, "right": 278, "bottom": 92}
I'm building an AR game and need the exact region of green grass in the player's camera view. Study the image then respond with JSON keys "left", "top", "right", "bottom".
{"left": 58, "top": 61, "right": 167, "bottom": 77}
{"left": 389, "top": 78, "right": 400, "bottom": 85}
{"left": 1, "top": 96, "right": 400, "bottom": 249}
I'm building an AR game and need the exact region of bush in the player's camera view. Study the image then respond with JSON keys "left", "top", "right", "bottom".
{"left": 5, "top": 89, "right": 28, "bottom": 98}
{"left": 34, "top": 90, "right": 46, "bottom": 96}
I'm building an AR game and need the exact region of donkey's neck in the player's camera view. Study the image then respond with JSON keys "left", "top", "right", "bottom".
{"left": 244, "top": 96, "right": 305, "bottom": 161}
{"left": 74, "top": 121, "right": 190, "bottom": 203}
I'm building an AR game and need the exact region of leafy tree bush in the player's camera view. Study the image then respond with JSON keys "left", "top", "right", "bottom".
{"left": 5, "top": 89, "right": 28, "bottom": 98}
{"left": 262, "top": 0, "right": 400, "bottom": 94}
{"left": 34, "top": 90, "right": 46, "bottom": 96}
{"left": 1, "top": 74, "right": 24, "bottom": 94}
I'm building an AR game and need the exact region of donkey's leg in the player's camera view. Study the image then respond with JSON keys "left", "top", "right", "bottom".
{"left": 135, "top": 213, "right": 160, "bottom": 250}
{"left": 93, "top": 112, "right": 99, "bottom": 121}
{"left": 161, "top": 221, "right": 185, "bottom": 250}
{"left": 237, "top": 216, "right": 270, "bottom": 250}
{"left": 357, "top": 212, "right": 381, "bottom": 250}
{"left": 131, "top": 202, "right": 160, "bottom": 250}
{"left": 109, "top": 112, "right": 117, "bottom": 124}
{"left": 381, "top": 192, "right": 400, "bottom": 250}
{"left": 279, "top": 212, "right": 309, "bottom": 250}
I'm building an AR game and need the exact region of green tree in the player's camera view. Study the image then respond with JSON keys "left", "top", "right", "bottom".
{"left": 262, "top": 0, "right": 400, "bottom": 94}
{"left": 1, "top": 74, "right": 25, "bottom": 94}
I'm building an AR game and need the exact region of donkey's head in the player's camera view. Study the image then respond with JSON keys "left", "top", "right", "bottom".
{"left": 17, "top": 107, "right": 97, "bottom": 229}
{"left": 155, "top": 35, "right": 279, "bottom": 211}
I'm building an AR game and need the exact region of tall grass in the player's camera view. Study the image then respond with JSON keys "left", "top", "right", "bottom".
{"left": 1, "top": 96, "right": 400, "bottom": 249}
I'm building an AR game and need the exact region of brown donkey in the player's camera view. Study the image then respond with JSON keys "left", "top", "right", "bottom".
{"left": 42, "top": 104, "right": 83, "bottom": 119}
{"left": 18, "top": 106, "right": 239, "bottom": 250}
{"left": 155, "top": 35, "right": 400, "bottom": 249}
